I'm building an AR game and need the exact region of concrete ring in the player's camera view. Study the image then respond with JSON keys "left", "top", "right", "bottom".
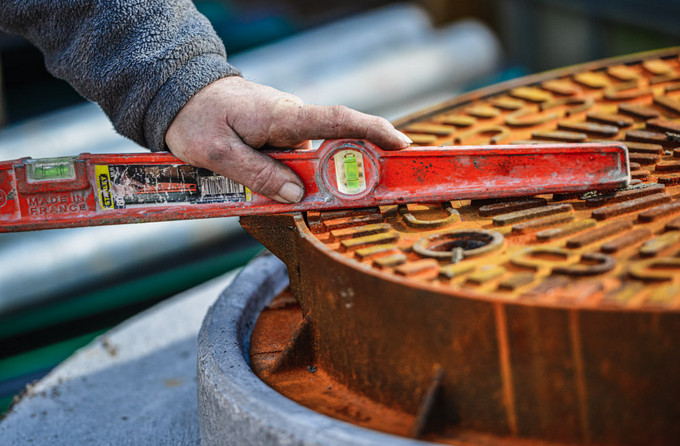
{"left": 197, "top": 251, "right": 428, "bottom": 446}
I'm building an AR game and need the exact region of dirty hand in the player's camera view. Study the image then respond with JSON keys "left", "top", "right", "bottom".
{"left": 165, "top": 76, "right": 412, "bottom": 203}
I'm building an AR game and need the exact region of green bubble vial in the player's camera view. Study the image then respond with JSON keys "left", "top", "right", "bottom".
{"left": 344, "top": 154, "right": 360, "bottom": 189}
{"left": 26, "top": 157, "right": 76, "bottom": 181}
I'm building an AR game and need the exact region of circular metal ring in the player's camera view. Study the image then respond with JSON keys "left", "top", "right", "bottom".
{"left": 412, "top": 229, "right": 504, "bottom": 259}
{"left": 318, "top": 140, "right": 380, "bottom": 201}
{"left": 398, "top": 203, "right": 461, "bottom": 229}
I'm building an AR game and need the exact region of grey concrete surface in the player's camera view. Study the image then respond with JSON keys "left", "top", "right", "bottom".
{"left": 1, "top": 252, "right": 431, "bottom": 446}
{"left": 197, "top": 253, "right": 428, "bottom": 446}
{"left": 0, "top": 269, "right": 239, "bottom": 445}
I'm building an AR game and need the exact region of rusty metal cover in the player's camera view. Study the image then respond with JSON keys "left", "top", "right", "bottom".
{"left": 243, "top": 48, "right": 680, "bottom": 445}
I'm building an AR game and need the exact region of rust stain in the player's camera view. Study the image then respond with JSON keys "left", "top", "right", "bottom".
{"left": 478, "top": 198, "right": 547, "bottom": 217}
{"left": 586, "top": 111, "right": 633, "bottom": 128}
{"left": 494, "top": 303, "right": 518, "bottom": 436}
{"left": 591, "top": 193, "right": 671, "bottom": 220}
{"left": 493, "top": 204, "right": 573, "bottom": 226}
{"left": 600, "top": 227, "right": 652, "bottom": 253}
{"left": 568, "top": 310, "right": 590, "bottom": 444}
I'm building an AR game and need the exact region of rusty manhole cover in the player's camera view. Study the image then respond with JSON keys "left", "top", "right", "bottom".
{"left": 243, "top": 48, "right": 680, "bottom": 445}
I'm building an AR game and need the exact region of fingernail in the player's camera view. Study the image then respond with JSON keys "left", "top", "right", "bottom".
{"left": 278, "top": 182, "right": 304, "bottom": 203}
{"left": 395, "top": 130, "right": 413, "bottom": 146}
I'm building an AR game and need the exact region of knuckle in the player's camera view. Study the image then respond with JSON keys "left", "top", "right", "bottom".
{"left": 283, "top": 95, "right": 304, "bottom": 107}
{"left": 273, "top": 95, "right": 304, "bottom": 114}
{"left": 202, "top": 140, "right": 232, "bottom": 164}
{"left": 270, "top": 100, "right": 306, "bottom": 145}
{"left": 182, "top": 138, "right": 235, "bottom": 171}
{"left": 373, "top": 116, "right": 392, "bottom": 129}
{"left": 329, "top": 105, "right": 352, "bottom": 122}
{"left": 328, "top": 105, "right": 367, "bottom": 135}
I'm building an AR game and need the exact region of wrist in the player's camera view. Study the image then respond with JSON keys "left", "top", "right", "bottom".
{"left": 148, "top": 54, "right": 241, "bottom": 152}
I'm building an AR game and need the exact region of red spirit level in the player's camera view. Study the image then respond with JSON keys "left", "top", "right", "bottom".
{"left": 0, "top": 139, "right": 629, "bottom": 232}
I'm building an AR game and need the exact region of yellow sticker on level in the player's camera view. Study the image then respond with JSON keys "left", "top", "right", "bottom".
{"left": 94, "top": 165, "right": 114, "bottom": 210}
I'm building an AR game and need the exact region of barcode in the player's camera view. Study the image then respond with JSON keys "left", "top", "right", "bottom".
{"left": 200, "top": 176, "right": 245, "bottom": 196}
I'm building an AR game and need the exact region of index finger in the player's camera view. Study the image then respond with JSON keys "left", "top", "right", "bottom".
{"left": 270, "top": 104, "right": 412, "bottom": 150}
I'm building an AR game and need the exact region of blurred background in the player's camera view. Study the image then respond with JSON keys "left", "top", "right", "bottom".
{"left": 0, "top": 0, "right": 678, "bottom": 415}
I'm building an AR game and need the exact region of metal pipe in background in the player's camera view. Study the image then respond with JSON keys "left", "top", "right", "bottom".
{"left": 288, "top": 19, "right": 502, "bottom": 116}
{"left": 0, "top": 103, "right": 144, "bottom": 160}
{"left": 232, "top": 13, "right": 503, "bottom": 118}
{"left": 230, "top": 3, "right": 434, "bottom": 90}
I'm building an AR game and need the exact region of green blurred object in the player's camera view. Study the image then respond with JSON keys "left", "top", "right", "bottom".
{"left": 0, "top": 330, "right": 107, "bottom": 386}
{"left": 0, "top": 396, "right": 13, "bottom": 417}
{"left": 0, "top": 330, "right": 106, "bottom": 416}
{"left": 0, "top": 244, "right": 261, "bottom": 340}
{"left": 0, "top": 242, "right": 262, "bottom": 417}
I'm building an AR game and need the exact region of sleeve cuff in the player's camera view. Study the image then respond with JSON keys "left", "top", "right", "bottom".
{"left": 143, "top": 53, "right": 241, "bottom": 152}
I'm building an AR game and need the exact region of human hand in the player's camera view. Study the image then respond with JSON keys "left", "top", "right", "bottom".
{"left": 165, "top": 76, "right": 412, "bottom": 203}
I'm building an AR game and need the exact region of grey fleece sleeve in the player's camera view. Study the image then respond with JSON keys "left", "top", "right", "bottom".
{"left": 0, "top": 0, "right": 241, "bottom": 151}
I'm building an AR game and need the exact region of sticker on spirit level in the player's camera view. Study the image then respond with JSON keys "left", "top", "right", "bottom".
{"left": 95, "top": 164, "right": 250, "bottom": 210}
{"left": 95, "top": 165, "right": 114, "bottom": 210}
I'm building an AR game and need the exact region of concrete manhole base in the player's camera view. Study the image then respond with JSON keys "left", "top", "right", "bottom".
{"left": 197, "top": 252, "right": 426, "bottom": 446}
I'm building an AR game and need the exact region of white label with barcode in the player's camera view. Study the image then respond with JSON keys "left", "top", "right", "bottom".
{"left": 200, "top": 176, "right": 245, "bottom": 196}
